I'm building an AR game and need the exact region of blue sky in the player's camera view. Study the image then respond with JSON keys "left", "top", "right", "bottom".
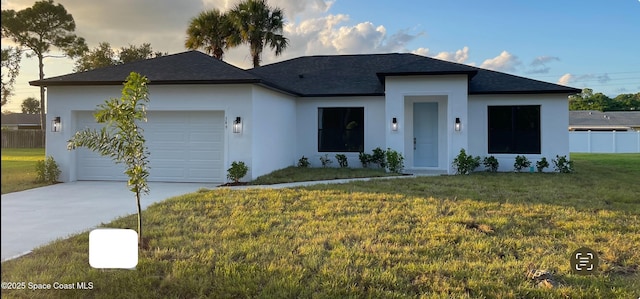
{"left": 330, "top": 0, "right": 639, "bottom": 92}
{"left": 2, "top": 0, "right": 639, "bottom": 113}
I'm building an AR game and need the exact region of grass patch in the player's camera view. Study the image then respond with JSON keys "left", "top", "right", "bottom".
{"left": 251, "top": 166, "right": 401, "bottom": 185}
{"left": 2, "top": 154, "right": 639, "bottom": 298}
{"left": 305, "top": 153, "right": 640, "bottom": 213}
{"left": 1, "top": 148, "right": 49, "bottom": 194}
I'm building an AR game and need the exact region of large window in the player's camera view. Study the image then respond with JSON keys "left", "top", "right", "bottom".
{"left": 318, "top": 107, "right": 364, "bottom": 152}
{"left": 488, "top": 105, "right": 541, "bottom": 154}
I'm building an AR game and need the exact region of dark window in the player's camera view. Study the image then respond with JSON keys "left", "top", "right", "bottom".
{"left": 318, "top": 107, "right": 364, "bottom": 152}
{"left": 488, "top": 105, "right": 541, "bottom": 154}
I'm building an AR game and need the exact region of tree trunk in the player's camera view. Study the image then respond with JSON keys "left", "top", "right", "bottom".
{"left": 251, "top": 45, "right": 261, "bottom": 68}
{"left": 38, "top": 54, "right": 46, "bottom": 135}
{"left": 136, "top": 191, "right": 143, "bottom": 248}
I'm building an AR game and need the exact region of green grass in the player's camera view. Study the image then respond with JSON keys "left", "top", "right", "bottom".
{"left": 1, "top": 154, "right": 639, "bottom": 298}
{"left": 305, "top": 153, "right": 640, "bottom": 213}
{"left": 1, "top": 148, "right": 48, "bottom": 194}
{"left": 251, "top": 166, "right": 401, "bottom": 185}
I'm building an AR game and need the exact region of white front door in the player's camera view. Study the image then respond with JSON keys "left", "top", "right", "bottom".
{"left": 413, "top": 102, "right": 438, "bottom": 167}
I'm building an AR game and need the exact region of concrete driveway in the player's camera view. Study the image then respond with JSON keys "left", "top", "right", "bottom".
{"left": 1, "top": 181, "right": 217, "bottom": 261}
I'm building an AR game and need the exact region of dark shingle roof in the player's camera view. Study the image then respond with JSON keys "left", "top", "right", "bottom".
{"left": 30, "top": 51, "right": 261, "bottom": 86}
{"left": 468, "top": 68, "right": 579, "bottom": 94}
{"left": 1, "top": 113, "right": 42, "bottom": 126}
{"left": 250, "top": 53, "right": 579, "bottom": 96}
{"left": 31, "top": 50, "right": 580, "bottom": 96}
{"left": 569, "top": 110, "right": 640, "bottom": 129}
{"left": 249, "top": 53, "right": 435, "bottom": 96}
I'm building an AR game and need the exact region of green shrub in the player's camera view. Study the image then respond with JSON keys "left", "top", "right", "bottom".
{"left": 35, "top": 156, "right": 61, "bottom": 183}
{"left": 319, "top": 154, "right": 333, "bottom": 168}
{"left": 536, "top": 157, "right": 549, "bottom": 172}
{"left": 297, "top": 156, "right": 310, "bottom": 168}
{"left": 385, "top": 148, "right": 404, "bottom": 173}
{"left": 452, "top": 149, "right": 480, "bottom": 175}
{"left": 359, "top": 152, "right": 372, "bottom": 168}
{"left": 552, "top": 155, "right": 574, "bottom": 173}
{"left": 227, "top": 161, "right": 249, "bottom": 183}
{"left": 335, "top": 154, "right": 348, "bottom": 168}
{"left": 514, "top": 155, "right": 531, "bottom": 172}
{"left": 371, "top": 147, "right": 386, "bottom": 168}
{"left": 482, "top": 156, "right": 499, "bottom": 173}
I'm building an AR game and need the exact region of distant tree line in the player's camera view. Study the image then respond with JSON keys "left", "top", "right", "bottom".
{"left": 569, "top": 88, "right": 640, "bottom": 112}
{"left": 74, "top": 42, "right": 166, "bottom": 72}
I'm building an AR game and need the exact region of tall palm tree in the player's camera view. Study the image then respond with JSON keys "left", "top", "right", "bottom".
{"left": 185, "top": 9, "right": 233, "bottom": 60}
{"left": 228, "top": 0, "right": 288, "bottom": 67}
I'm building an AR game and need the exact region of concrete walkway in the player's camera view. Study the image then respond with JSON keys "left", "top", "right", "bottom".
{"left": 1, "top": 175, "right": 425, "bottom": 262}
{"left": 1, "top": 181, "right": 217, "bottom": 261}
{"left": 224, "top": 174, "right": 420, "bottom": 190}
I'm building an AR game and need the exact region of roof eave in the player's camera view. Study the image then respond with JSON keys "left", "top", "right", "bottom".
{"left": 299, "top": 92, "right": 386, "bottom": 98}
{"left": 376, "top": 70, "right": 478, "bottom": 83}
{"left": 30, "top": 79, "right": 264, "bottom": 87}
{"left": 255, "top": 82, "right": 301, "bottom": 97}
{"left": 470, "top": 88, "right": 582, "bottom": 95}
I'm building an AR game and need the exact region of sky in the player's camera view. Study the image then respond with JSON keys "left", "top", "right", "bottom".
{"left": 2, "top": 0, "right": 639, "bottom": 113}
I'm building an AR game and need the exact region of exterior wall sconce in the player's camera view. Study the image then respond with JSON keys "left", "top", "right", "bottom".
{"left": 454, "top": 117, "right": 461, "bottom": 132}
{"left": 232, "top": 117, "right": 242, "bottom": 134}
{"left": 52, "top": 116, "right": 61, "bottom": 132}
{"left": 391, "top": 117, "right": 398, "bottom": 131}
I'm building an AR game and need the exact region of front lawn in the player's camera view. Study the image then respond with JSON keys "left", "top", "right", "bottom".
{"left": 1, "top": 154, "right": 639, "bottom": 298}
{"left": 251, "top": 166, "right": 401, "bottom": 185}
{"left": 1, "top": 148, "right": 47, "bottom": 194}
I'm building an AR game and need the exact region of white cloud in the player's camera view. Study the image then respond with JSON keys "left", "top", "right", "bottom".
{"left": 480, "top": 51, "right": 522, "bottom": 72}
{"left": 257, "top": 13, "right": 422, "bottom": 66}
{"left": 558, "top": 73, "right": 574, "bottom": 86}
{"left": 433, "top": 46, "right": 469, "bottom": 64}
{"left": 331, "top": 22, "right": 386, "bottom": 53}
{"left": 411, "top": 46, "right": 471, "bottom": 64}
{"left": 411, "top": 47, "right": 430, "bottom": 56}
{"left": 557, "top": 73, "right": 611, "bottom": 86}
{"left": 201, "top": 0, "right": 334, "bottom": 20}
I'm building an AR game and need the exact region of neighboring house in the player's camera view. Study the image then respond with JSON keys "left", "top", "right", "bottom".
{"left": 569, "top": 110, "right": 640, "bottom": 131}
{"left": 31, "top": 51, "right": 579, "bottom": 183}
{"left": 1, "top": 113, "right": 43, "bottom": 130}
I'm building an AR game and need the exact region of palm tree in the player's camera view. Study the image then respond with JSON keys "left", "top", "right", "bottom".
{"left": 185, "top": 9, "right": 233, "bottom": 60}
{"left": 228, "top": 0, "right": 288, "bottom": 67}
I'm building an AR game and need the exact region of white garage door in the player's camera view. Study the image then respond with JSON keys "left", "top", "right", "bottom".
{"left": 76, "top": 111, "right": 224, "bottom": 182}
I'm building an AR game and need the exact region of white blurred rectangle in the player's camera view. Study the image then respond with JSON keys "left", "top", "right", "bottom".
{"left": 89, "top": 229, "right": 138, "bottom": 269}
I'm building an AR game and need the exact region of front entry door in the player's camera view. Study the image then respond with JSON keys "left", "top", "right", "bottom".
{"left": 413, "top": 102, "right": 438, "bottom": 167}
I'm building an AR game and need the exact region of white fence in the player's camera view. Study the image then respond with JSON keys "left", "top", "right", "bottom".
{"left": 569, "top": 131, "right": 640, "bottom": 153}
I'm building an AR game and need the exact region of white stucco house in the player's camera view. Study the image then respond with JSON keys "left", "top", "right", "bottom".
{"left": 31, "top": 51, "right": 580, "bottom": 183}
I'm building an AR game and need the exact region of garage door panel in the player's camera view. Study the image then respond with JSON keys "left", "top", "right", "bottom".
{"left": 151, "top": 132, "right": 187, "bottom": 142}
{"left": 150, "top": 149, "right": 186, "bottom": 159}
{"left": 189, "top": 150, "right": 220, "bottom": 160}
{"left": 76, "top": 111, "right": 224, "bottom": 182}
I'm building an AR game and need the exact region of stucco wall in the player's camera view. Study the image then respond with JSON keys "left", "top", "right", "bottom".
{"left": 251, "top": 86, "right": 297, "bottom": 179}
{"left": 385, "top": 75, "right": 469, "bottom": 173}
{"left": 467, "top": 94, "right": 570, "bottom": 172}
{"left": 46, "top": 84, "right": 253, "bottom": 182}
{"left": 295, "top": 96, "right": 385, "bottom": 167}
